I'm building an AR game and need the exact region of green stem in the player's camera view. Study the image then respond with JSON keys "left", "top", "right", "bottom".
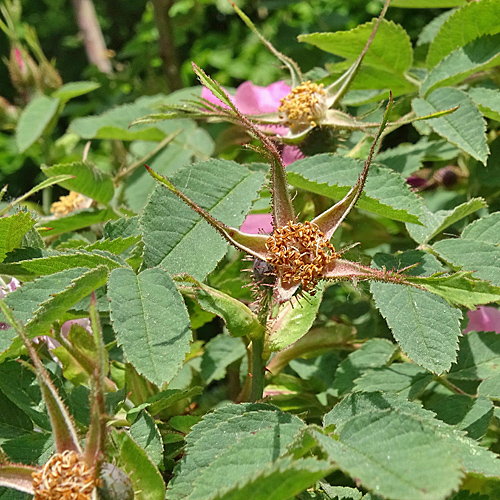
{"left": 435, "top": 376, "right": 475, "bottom": 397}
{"left": 250, "top": 334, "right": 265, "bottom": 402}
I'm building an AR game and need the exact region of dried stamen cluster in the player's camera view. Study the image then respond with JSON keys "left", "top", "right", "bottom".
{"left": 266, "top": 220, "right": 338, "bottom": 291}
{"left": 50, "top": 191, "right": 88, "bottom": 217}
{"left": 278, "top": 81, "right": 327, "bottom": 132}
{"left": 32, "top": 450, "right": 98, "bottom": 500}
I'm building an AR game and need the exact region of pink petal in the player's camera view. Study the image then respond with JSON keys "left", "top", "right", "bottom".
{"left": 201, "top": 86, "right": 234, "bottom": 109}
{"left": 464, "top": 306, "right": 500, "bottom": 334}
{"left": 240, "top": 213, "right": 273, "bottom": 234}
{"left": 234, "top": 80, "right": 291, "bottom": 115}
{"left": 282, "top": 145, "right": 304, "bottom": 167}
{"left": 8, "top": 278, "right": 19, "bottom": 293}
{"left": 61, "top": 318, "right": 92, "bottom": 338}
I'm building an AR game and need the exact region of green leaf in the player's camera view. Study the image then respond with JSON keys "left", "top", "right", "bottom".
{"left": 433, "top": 239, "right": 500, "bottom": 286}
{"left": 427, "top": 395, "right": 493, "bottom": 440}
{"left": 52, "top": 81, "right": 100, "bottom": 103}
{"left": 38, "top": 208, "right": 119, "bottom": 237}
{"left": 353, "top": 363, "right": 433, "bottom": 399}
{"left": 299, "top": 20, "right": 413, "bottom": 93}
{"left": 449, "top": 331, "right": 500, "bottom": 380}
{"left": 287, "top": 155, "right": 423, "bottom": 224}
{"left": 325, "top": 392, "right": 500, "bottom": 478}
{"left": 2, "top": 268, "right": 85, "bottom": 327}
{"left": 0, "top": 249, "right": 126, "bottom": 278}
{"left": 468, "top": 86, "right": 500, "bottom": 122}
{"left": 111, "top": 429, "right": 165, "bottom": 500}
{"left": 141, "top": 160, "right": 265, "bottom": 280}
{"left": 129, "top": 411, "right": 163, "bottom": 467}
{"left": 312, "top": 411, "right": 462, "bottom": 500}
{"left": 0, "top": 212, "right": 37, "bottom": 262}
{"left": 84, "top": 235, "right": 140, "bottom": 255}
{"left": 391, "top": 0, "right": 465, "bottom": 6}
{"left": 331, "top": 339, "right": 397, "bottom": 396}
{"left": 408, "top": 272, "right": 500, "bottom": 309}
{"left": 25, "top": 266, "right": 108, "bottom": 338}
{"left": 42, "top": 162, "right": 114, "bottom": 205}
{"left": 167, "top": 403, "right": 305, "bottom": 500}
{"left": 108, "top": 267, "right": 191, "bottom": 387}
{"left": 103, "top": 216, "right": 140, "bottom": 240}
{"left": 210, "top": 457, "right": 331, "bottom": 500}
{"left": 70, "top": 103, "right": 168, "bottom": 141}
{"left": 478, "top": 373, "right": 500, "bottom": 399}
{"left": 412, "top": 88, "right": 489, "bottom": 164}
{"left": 461, "top": 211, "right": 500, "bottom": 243}
{"left": 426, "top": 0, "right": 500, "bottom": 68}
{"left": 417, "top": 10, "right": 456, "bottom": 47}
{"left": 16, "top": 96, "right": 59, "bottom": 153}
{"left": 266, "top": 285, "right": 324, "bottom": 353}
{"left": 421, "top": 33, "right": 500, "bottom": 96}
{"left": 200, "top": 334, "right": 246, "bottom": 385}
{"left": 0, "top": 360, "right": 50, "bottom": 430}
{"left": 370, "top": 283, "right": 462, "bottom": 374}
{"left": 406, "top": 198, "right": 487, "bottom": 244}
{"left": 375, "top": 138, "right": 458, "bottom": 176}
{"left": 177, "top": 276, "right": 264, "bottom": 339}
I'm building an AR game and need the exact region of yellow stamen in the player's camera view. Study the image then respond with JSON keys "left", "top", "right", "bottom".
{"left": 32, "top": 450, "right": 98, "bottom": 500}
{"left": 266, "top": 221, "right": 338, "bottom": 291}
{"left": 278, "top": 81, "right": 327, "bottom": 133}
{"left": 50, "top": 191, "right": 87, "bottom": 217}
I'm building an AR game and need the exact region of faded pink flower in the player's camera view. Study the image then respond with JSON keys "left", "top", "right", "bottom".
{"left": 464, "top": 306, "right": 500, "bottom": 334}
{"left": 240, "top": 213, "right": 273, "bottom": 234}
{"left": 201, "top": 80, "right": 302, "bottom": 166}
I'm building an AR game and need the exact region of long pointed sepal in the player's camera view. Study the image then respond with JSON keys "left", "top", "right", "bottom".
{"left": 312, "top": 93, "right": 394, "bottom": 240}
{"left": 0, "top": 463, "right": 38, "bottom": 494}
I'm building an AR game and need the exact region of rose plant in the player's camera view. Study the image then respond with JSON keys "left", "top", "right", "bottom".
{"left": 1, "top": 1, "right": 500, "bottom": 499}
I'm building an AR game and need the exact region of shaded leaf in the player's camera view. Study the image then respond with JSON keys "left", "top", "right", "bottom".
{"left": 42, "top": 162, "right": 114, "bottom": 205}
{"left": 449, "top": 331, "right": 500, "bottom": 380}
{"left": 331, "top": 339, "right": 397, "bottom": 396}
{"left": 0, "top": 212, "right": 37, "bottom": 262}
{"left": 129, "top": 412, "right": 163, "bottom": 467}
{"left": 353, "top": 363, "right": 433, "bottom": 399}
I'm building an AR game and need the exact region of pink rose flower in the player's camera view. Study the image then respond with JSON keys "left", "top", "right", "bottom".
{"left": 464, "top": 306, "right": 500, "bottom": 334}
{"left": 239, "top": 213, "right": 273, "bottom": 235}
{"left": 201, "top": 80, "right": 302, "bottom": 166}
